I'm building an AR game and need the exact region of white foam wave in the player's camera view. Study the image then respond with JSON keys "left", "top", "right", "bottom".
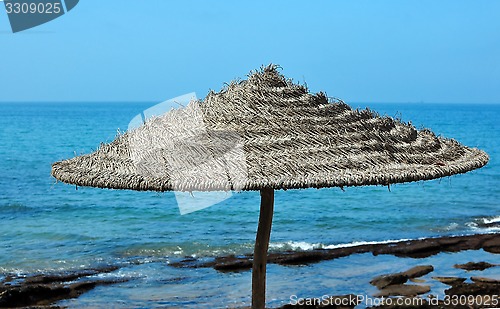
{"left": 467, "top": 222, "right": 500, "bottom": 232}
{"left": 269, "top": 241, "right": 324, "bottom": 251}
{"left": 268, "top": 238, "right": 414, "bottom": 252}
{"left": 483, "top": 216, "right": 500, "bottom": 225}
{"left": 444, "top": 222, "right": 459, "bottom": 231}
{"left": 466, "top": 216, "right": 500, "bottom": 232}
{"left": 323, "top": 238, "right": 412, "bottom": 249}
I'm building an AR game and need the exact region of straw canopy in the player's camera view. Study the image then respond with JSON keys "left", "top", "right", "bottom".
{"left": 51, "top": 65, "right": 488, "bottom": 192}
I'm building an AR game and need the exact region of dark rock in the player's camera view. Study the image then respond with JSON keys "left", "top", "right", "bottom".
{"left": 0, "top": 276, "right": 14, "bottom": 284}
{"left": 370, "top": 273, "right": 408, "bottom": 289}
{"left": 25, "top": 272, "right": 89, "bottom": 285}
{"left": 0, "top": 279, "right": 126, "bottom": 308}
{"left": 213, "top": 257, "right": 253, "bottom": 272}
{"left": 445, "top": 281, "right": 500, "bottom": 296}
{"left": 169, "top": 256, "right": 205, "bottom": 268}
{"left": 438, "top": 237, "right": 462, "bottom": 246}
{"left": 374, "top": 284, "right": 430, "bottom": 297}
{"left": 483, "top": 237, "right": 500, "bottom": 253}
{"left": 484, "top": 246, "right": 500, "bottom": 254}
{"left": 370, "top": 265, "right": 433, "bottom": 289}
{"left": 432, "top": 276, "right": 466, "bottom": 286}
{"left": 408, "top": 278, "right": 425, "bottom": 283}
{"left": 17, "top": 306, "right": 63, "bottom": 309}
{"left": 470, "top": 276, "right": 500, "bottom": 285}
{"left": 459, "top": 237, "right": 484, "bottom": 251}
{"left": 273, "top": 251, "right": 336, "bottom": 266}
{"left": 394, "top": 241, "right": 442, "bottom": 258}
{"left": 159, "top": 277, "right": 187, "bottom": 284}
{"left": 454, "top": 261, "right": 497, "bottom": 271}
{"left": 0, "top": 284, "right": 69, "bottom": 307}
{"left": 0, "top": 265, "right": 125, "bottom": 308}
{"left": 402, "top": 265, "right": 434, "bottom": 279}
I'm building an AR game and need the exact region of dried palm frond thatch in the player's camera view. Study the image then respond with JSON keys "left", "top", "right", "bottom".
{"left": 52, "top": 65, "right": 488, "bottom": 192}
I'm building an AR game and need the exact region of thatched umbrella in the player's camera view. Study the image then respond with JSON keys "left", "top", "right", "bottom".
{"left": 52, "top": 65, "right": 488, "bottom": 309}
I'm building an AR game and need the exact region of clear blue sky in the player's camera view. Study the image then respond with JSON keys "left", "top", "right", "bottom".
{"left": 1, "top": 1, "right": 499, "bottom": 103}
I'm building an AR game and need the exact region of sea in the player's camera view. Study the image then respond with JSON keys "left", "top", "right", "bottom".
{"left": 0, "top": 102, "right": 499, "bottom": 308}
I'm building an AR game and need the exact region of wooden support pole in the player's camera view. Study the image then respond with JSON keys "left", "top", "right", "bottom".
{"left": 252, "top": 188, "right": 275, "bottom": 309}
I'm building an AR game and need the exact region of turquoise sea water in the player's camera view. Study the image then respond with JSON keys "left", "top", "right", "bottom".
{"left": 0, "top": 102, "right": 499, "bottom": 308}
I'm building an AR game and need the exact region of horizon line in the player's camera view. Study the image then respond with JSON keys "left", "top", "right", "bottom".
{"left": 1, "top": 101, "right": 499, "bottom": 105}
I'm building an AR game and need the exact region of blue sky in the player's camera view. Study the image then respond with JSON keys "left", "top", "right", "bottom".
{"left": 1, "top": 1, "right": 499, "bottom": 103}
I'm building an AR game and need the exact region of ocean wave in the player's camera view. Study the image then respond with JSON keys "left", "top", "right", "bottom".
{"left": 0, "top": 203, "right": 34, "bottom": 213}
{"left": 443, "top": 222, "right": 460, "bottom": 231}
{"left": 269, "top": 241, "right": 324, "bottom": 251}
{"left": 268, "top": 238, "right": 414, "bottom": 252}
{"left": 483, "top": 216, "right": 500, "bottom": 225}
{"left": 322, "top": 238, "right": 414, "bottom": 249}
{"left": 118, "top": 243, "right": 255, "bottom": 259}
{"left": 116, "top": 228, "right": 497, "bottom": 263}
{"left": 119, "top": 239, "right": 419, "bottom": 260}
{"left": 466, "top": 216, "right": 500, "bottom": 232}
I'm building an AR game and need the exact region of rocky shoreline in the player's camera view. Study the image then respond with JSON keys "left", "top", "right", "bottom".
{"left": 1, "top": 233, "right": 499, "bottom": 308}
{"left": 0, "top": 266, "right": 126, "bottom": 308}
{"left": 171, "top": 232, "right": 500, "bottom": 272}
